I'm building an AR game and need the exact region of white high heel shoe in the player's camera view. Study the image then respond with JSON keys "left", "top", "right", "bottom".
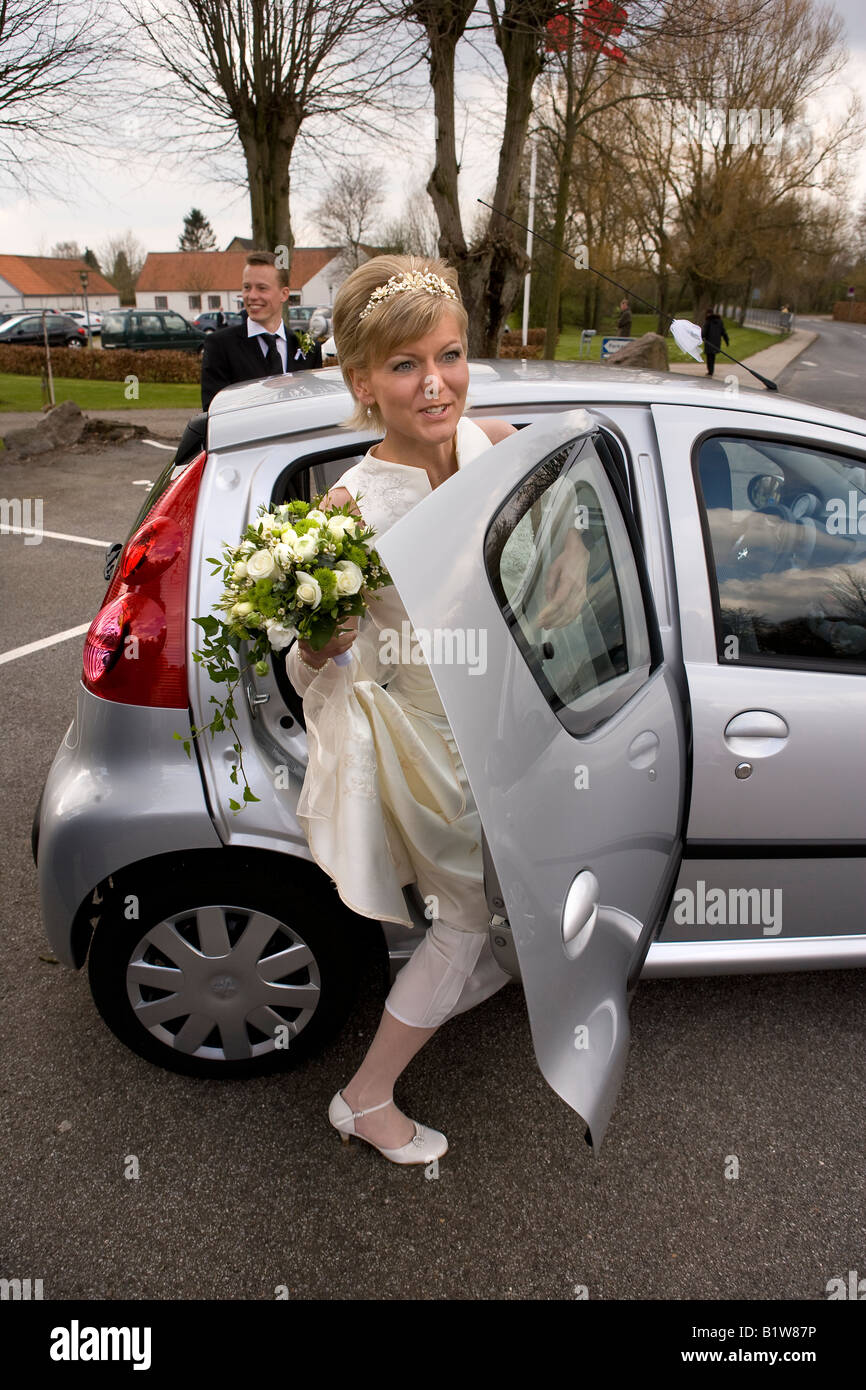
{"left": 328, "top": 1090, "right": 448, "bottom": 1165}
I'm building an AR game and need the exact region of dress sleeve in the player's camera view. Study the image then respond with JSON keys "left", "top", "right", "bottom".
{"left": 286, "top": 642, "right": 320, "bottom": 697}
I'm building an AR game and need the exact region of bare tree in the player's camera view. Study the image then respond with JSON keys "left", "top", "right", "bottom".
{"left": 124, "top": 0, "right": 417, "bottom": 259}
{"left": 378, "top": 181, "right": 440, "bottom": 257}
{"left": 0, "top": 0, "right": 106, "bottom": 191}
{"left": 314, "top": 166, "right": 387, "bottom": 271}
{"left": 49, "top": 240, "right": 83, "bottom": 259}
{"left": 99, "top": 230, "right": 147, "bottom": 302}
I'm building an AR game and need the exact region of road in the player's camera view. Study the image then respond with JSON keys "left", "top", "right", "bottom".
{"left": 777, "top": 316, "right": 866, "bottom": 418}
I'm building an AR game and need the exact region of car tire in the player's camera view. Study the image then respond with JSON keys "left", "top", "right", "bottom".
{"left": 65, "top": 338, "right": 82, "bottom": 348}
{"left": 86, "top": 856, "right": 369, "bottom": 1078}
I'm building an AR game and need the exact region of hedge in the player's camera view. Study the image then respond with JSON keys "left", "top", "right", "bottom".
{"left": 832, "top": 301, "right": 866, "bottom": 323}
{"left": 0, "top": 344, "right": 202, "bottom": 383}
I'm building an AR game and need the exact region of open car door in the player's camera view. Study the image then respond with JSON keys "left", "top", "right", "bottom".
{"left": 376, "top": 410, "right": 688, "bottom": 1149}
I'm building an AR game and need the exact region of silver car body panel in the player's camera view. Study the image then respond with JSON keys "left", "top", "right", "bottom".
{"left": 37, "top": 684, "right": 222, "bottom": 967}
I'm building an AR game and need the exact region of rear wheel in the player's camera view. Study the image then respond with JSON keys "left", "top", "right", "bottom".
{"left": 65, "top": 338, "right": 82, "bottom": 348}
{"left": 87, "top": 858, "right": 368, "bottom": 1078}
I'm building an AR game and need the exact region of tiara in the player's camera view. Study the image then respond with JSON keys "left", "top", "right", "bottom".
{"left": 358, "top": 269, "right": 458, "bottom": 322}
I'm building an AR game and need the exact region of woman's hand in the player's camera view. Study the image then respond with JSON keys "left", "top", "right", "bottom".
{"left": 297, "top": 615, "right": 359, "bottom": 669}
{"left": 537, "top": 526, "right": 590, "bottom": 628}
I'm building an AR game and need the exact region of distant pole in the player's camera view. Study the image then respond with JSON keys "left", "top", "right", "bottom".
{"left": 79, "top": 268, "right": 92, "bottom": 347}
{"left": 521, "top": 137, "right": 538, "bottom": 348}
{"left": 42, "top": 311, "right": 55, "bottom": 406}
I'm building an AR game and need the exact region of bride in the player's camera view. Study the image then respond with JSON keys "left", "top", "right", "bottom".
{"left": 286, "top": 254, "right": 590, "bottom": 1165}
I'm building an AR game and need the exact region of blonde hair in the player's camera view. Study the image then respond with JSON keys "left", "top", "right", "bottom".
{"left": 333, "top": 253, "right": 468, "bottom": 432}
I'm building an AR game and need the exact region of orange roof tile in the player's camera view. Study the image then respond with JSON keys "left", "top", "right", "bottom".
{"left": 0, "top": 254, "right": 117, "bottom": 295}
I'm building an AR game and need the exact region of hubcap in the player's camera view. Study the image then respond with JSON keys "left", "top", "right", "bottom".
{"left": 125, "top": 905, "right": 321, "bottom": 1061}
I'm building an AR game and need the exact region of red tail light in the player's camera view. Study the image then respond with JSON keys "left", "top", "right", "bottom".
{"left": 82, "top": 451, "right": 207, "bottom": 707}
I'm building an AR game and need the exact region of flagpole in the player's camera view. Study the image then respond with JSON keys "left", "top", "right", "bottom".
{"left": 521, "top": 137, "right": 538, "bottom": 348}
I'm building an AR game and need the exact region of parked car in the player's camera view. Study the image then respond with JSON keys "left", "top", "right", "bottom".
{"left": 0, "top": 313, "right": 87, "bottom": 347}
{"left": 65, "top": 309, "right": 104, "bottom": 332}
{"left": 32, "top": 362, "right": 866, "bottom": 1147}
{"left": 101, "top": 308, "right": 206, "bottom": 353}
{"left": 288, "top": 304, "right": 332, "bottom": 335}
{"left": 192, "top": 311, "right": 243, "bottom": 333}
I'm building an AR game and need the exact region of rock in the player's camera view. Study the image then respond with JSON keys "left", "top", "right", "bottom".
{"left": 605, "top": 332, "right": 670, "bottom": 371}
{"left": 1, "top": 399, "right": 85, "bottom": 458}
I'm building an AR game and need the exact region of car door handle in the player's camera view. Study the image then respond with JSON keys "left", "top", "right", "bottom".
{"left": 724, "top": 710, "right": 789, "bottom": 757}
{"left": 562, "top": 869, "right": 599, "bottom": 952}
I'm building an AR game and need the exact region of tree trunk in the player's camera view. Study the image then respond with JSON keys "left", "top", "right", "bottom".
{"left": 422, "top": 0, "right": 559, "bottom": 357}
{"left": 543, "top": 47, "right": 579, "bottom": 359}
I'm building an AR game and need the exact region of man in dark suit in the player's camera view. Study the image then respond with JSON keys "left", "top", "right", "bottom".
{"left": 201, "top": 250, "right": 322, "bottom": 409}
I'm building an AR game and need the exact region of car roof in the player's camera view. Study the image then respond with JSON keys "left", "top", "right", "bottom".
{"left": 205, "top": 358, "right": 866, "bottom": 450}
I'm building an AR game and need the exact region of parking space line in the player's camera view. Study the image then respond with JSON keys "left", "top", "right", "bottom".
{"left": 0, "top": 526, "right": 108, "bottom": 547}
{"left": 142, "top": 440, "right": 178, "bottom": 451}
{"left": 0, "top": 623, "right": 91, "bottom": 667}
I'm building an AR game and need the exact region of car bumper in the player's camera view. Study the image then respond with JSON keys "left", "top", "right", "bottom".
{"left": 36, "top": 683, "right": 222, "bottom": 967}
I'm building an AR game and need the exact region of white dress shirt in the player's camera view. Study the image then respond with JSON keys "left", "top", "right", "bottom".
{"left": 247, "top": 317, "right": 287, "bottom": 372}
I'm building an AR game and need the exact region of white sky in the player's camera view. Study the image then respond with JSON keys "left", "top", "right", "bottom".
{"left": 2, "top": 0, "right": 863, "bottom": 264}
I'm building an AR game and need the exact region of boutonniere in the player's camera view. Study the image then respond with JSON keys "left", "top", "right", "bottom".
{"left": 296, "top": 331, "right": 315, "bottom": 357}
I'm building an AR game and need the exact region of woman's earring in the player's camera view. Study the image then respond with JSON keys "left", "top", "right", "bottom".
{"left": 366, "top": 406, "right": 372, "bottom": 419}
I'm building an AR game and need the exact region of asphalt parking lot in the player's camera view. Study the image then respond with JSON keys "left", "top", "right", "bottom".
{"left": 1, "top": 426, "right": 864, "bottom": 1305}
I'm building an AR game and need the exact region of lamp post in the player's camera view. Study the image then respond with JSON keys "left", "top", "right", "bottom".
{"left": 78, "top": 268, "right": 92, "bottom": 347}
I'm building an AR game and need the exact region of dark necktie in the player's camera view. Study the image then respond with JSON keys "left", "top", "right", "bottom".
{"left": 261, "top": 332, "right": 283, "bottom": 374}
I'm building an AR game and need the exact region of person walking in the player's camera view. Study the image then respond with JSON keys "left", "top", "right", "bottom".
{"left": 284, "top": 254, "right": 590, "bottom": 1165}
{"left": 617, "top": 299, "right": 632, "bottom": 336}
{"left": 702, "top": 308, "right": 730, "bottom": 376}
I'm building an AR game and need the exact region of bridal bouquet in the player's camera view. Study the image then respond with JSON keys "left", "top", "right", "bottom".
{"left": 177, "top": 496, "right": 389, "bottom": 811}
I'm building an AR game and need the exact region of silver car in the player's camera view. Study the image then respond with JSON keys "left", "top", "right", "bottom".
{"left": 33, "top": 361, "right": 866, "bottom": 1149}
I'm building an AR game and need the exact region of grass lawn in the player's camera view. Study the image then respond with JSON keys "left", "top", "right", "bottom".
{"left": 510, "top": 312, "right": 780, "bottom": 364}
{"left": 0, "top": 373, "right": 202, "bottom": 412}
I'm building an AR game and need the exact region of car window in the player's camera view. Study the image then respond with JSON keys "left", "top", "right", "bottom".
{"left": 135, "top": 313, "right": 165, "bottom": 335}
{"left": 163, "top": 313, "right": 189, "bottom": 332}
{"left": 17, "top": 318, "right": 40, "bottom": 332}
{"left": 485, "top": 430, "right": 654, "bottom": 736}
{"left": 696, "top": 433, "right": 866, "bottom": 669}
{"left": 103, "top": 312, "right": 127, "bottom": 331}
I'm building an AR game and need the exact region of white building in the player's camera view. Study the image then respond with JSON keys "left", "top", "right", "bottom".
{"left": 135, "top": 248, "right": 349, "bottom": 313}
{"left": 0, "top": 255, "right": 120, "bottom": 311}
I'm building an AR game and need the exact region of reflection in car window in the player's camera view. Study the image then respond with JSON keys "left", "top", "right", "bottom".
{"left": 697, "top": 435, "right": 866, "bottom": 668}
{"left": 486, "top": 432, "right": 653, "bottom": 736}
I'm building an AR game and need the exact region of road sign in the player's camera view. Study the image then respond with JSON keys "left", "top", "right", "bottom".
{"left": 848, "top": 287, "right": 856, "bottom": 298}
{"left": 601, "top": 336, "right": 635, "bottom": 359}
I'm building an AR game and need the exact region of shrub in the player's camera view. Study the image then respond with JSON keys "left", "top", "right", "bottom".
{"left": 0, "top": 345, "right": 202, "bottom": 383}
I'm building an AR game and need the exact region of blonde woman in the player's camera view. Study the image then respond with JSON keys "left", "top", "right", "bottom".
{"left": 286, "top": 255, "right": 589, "bottom": 1165}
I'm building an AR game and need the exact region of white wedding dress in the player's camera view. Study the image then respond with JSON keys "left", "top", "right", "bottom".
{"left": 286, "top": 414, "right": 513, "bottom": 1028}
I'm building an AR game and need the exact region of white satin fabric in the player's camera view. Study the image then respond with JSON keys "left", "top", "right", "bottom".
{"left": 286, "top": 414, "right": 513, "bottom": 1027}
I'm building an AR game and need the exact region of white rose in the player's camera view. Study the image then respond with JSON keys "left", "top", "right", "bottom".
{"left": 232, "top": 560, "right": 248, "bottom": 580}
{"left": 247, "top": 548, "right": 277, "bottom": 580}
{"left": 326, "top": 515, "right": 357, "bottom": 540}
{"left": 259, "top": 513, "right": 279, "bottom": 535}
{"left": 306, "top": 509, "right": 327, "bottom": 525}
{"left": 239, "top": 539, "right": 257, "bottom": 554}
{"left": 334, "top": 559, "right": 363, "bottom": 595}
{"left": 294, "top": 533, "right": 320, "bottom": 562}
{"left": 278, "top": 525, "right": 298, "bottom": 543}
{"left": 295, "top": 571, "right": 322, "bottom": 606}
{"left": 265, "top": 620, "right": 297, "bottom": 650}
{"left": 232, "top": 601, "right": 254, "bottom": 617}
{"left": 273, "top": 542, "right": 294, "bottom": 571}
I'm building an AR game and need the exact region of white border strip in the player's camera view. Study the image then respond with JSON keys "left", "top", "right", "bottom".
{"left": 0, "top": 623, "right": 90, "bottom": 666}
{"left": 0, "top": 525, "right": 108, "bottom": 547}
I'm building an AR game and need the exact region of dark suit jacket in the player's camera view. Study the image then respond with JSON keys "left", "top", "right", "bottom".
{"left": 201, "top": 323, "right": 323, "bottom": 409}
